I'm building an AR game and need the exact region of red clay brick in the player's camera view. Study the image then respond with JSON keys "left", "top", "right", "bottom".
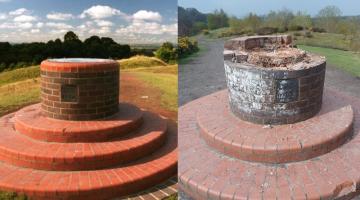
{"left": 15, "top": 103, "right": 143, "bottom": 143}
{"left": 196, "top": 89, "right": 353, "bottom": 163}
{"left": 179, "top": 87, "right": 360, "bottom": 200}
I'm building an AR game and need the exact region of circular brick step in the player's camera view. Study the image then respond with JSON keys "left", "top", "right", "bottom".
{"left": 14, "top": 103, "right": 143, "bottom": 143}
{"left": 0, "top": 110, "right": 167, "bottom": 171}
{"left": 179, "top": 87, "right": 360, "bottom": 200}
{"left": 0, "top": 121, "right": 177, "bottom": 200}
{"left": 197, "top": 90, "right": 354, "bottom": 163}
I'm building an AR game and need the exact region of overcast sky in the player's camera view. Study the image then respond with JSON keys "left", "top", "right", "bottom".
{"left": 179, "top": 0, "right": 360, "bottom": 17}
{"left": 0, "top": 0, "right": 177, "bottom": 44}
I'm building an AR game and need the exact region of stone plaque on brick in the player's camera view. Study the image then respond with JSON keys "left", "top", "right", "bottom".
{"left": 276, "top": 79, "right": 299, "bottom": 103}
{"left": 61, "top": 85, "right": 78, "bottom": 102}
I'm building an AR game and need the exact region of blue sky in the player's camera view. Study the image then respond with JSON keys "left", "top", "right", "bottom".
{"left": 0, "top": 0, "right": 177, "bottom": 44}
{"left": 179, "top": 0, "right": 360, "bottom": 17}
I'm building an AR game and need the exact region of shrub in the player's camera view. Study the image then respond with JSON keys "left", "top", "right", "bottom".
{"left": 305, "top": 31, "right": 313, "bottom": 38}
{"left": 154, "top": 42, "right": 177, "bottom": 64}
{"left": 256, "top": 27, "right": 278, "bottom": 35}
{"left": 202, "top": 30, "right": 209, "bottom": 35}
{"left": 312, "top": 27, "right": 326, "bottom": 33}
{"left": 178, "top": 37, "right": 199, "bottom": 58}
{"left": 293, "top": 32, "right": 302, "bottom": 36}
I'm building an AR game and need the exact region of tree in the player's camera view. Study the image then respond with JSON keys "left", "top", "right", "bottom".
{"left": 289, "top": 11, "right": 312, "bottom": 30}
{"left": 207, "top": 9, "right": 229, "bottom": 30}
{"left": 265, "top": 9, "right": 294, "bottom": 32}
{"left": 243, "top": 13, "right": 262, "bottom": 32}
{"left": 155, "top": 42, "right": 177, "bottom": 63}
{"left": 64, "top": 31, "right": 79, "bottom": 42}
{"left": 229, "top": 17, "right": 245, "bottom": 33}
{"left": 316, "top": 5, "right": 342, "bottom": 33}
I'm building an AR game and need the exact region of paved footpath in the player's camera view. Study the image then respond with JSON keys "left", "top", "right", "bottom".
{"left": 179, "top": 36, "right": 360, "bottom": 106}
{"left": 179, "top": 36, "right": 360, "bottom": 200}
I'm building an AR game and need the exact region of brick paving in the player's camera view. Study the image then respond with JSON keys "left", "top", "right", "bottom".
{"left": 179, "top": 87, "right": 360, "bottom": 200}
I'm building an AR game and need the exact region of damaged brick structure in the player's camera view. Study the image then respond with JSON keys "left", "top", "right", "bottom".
{"left": 0, "top": 58, "right": 177, "bottom": 200}
{"left": 224, "top": 35, "right": 326, "bottom": 124}
{"left": 179, "top": 35, "right": 360, "bottom": 200}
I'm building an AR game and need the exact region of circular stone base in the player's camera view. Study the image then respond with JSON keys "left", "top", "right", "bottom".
{"left": 179, "top": 87, "right": 360, "bottom": 200}
{"left": 15, "top": 103, "right": 143, "bottom": 142}
{"left": 197, "top": 90, "right": 354, "bottom": 163}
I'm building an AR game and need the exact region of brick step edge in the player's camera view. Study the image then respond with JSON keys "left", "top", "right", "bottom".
{"left": 196, "top": 90, "right": 354, "bottom": 163}
{"left": 0, "top": 111, "right": 167, "bottom": 171}
{"left": 14, "top": 103, "right": 143, "bottom": 143}
{"left": 179, "top": 87, "right": 360, "bottom": 200}
{"left": 0, "top": 120, "right": 177, "bottom": 200}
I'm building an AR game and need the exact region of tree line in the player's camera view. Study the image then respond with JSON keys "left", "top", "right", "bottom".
{"left": 0, "top": 31, "right": 133, "bottom": 72}
{"left": 179, "top": 5, "right": 360, "bottom": 40}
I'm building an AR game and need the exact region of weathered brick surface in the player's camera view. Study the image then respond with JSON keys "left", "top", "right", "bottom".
{"left": 196, "top": 89, "right": 353, "bottom": 163}
{"left": 224, "top": 35, "right": 292, "bottom": 51}
{"left": 224, "top": 36, "right": 326, "bottom": 124}
{"left": 179, "top": 87, "right": 360, "bottom": 200}
{"left": 40, "top": 59, "right": 119, "bottom": 120}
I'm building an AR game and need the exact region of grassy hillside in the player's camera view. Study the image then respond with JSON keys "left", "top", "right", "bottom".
{"left": 0, "top": 66, "right": 39, "bottom": 87}
{"left": 299, "top": 45, "right": 360, "bottom": 77}
{"left": 118, "top": 55, "right": 167, "bottom": 69}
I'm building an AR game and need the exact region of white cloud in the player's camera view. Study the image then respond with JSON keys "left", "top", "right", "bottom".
{"left": 0, "top": 13, "right": 7, "bottom": 20}
{"left": 80, "top": 5, "right": 125, "bottom": 19}
{"left": 13, "top": 15, "right": 37, "bottom": 22}
{"left": 0, "top": 22, "right": 33, "bottom": 29}
{"left": 30, "top": 29, "right": 40, "bottom": 33}
{"left": 46, "top": 22, "right": 73, "bottom": 29}
{"left": 17, "top": 22, "right": 33, "bottom": 29}
{"left": 95, "top": 19, "right": 113, "bottom": 27}
{"left": 133, "top": 10, "right": 162, "bottom": 22}
{"left": 116, "top": 21, "right": 177, "bottom": 35}
{"left": 50, "top": 29, "right": 68, "bottom": 34}
{"left": 36, "top": 22, "right": 44, "bottom": 28}
{"left": 46, "top": 12, "right": 73, "bottom": 21}
{"left": 9, "top": 8, "right": 28, "bottom": 15}
{"left": 89, "top": 26, "right": 111, "bottom": 34}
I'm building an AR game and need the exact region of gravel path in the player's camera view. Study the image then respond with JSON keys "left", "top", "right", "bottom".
{"left": 179, "top": 36, "right": 360, "bottom": 106}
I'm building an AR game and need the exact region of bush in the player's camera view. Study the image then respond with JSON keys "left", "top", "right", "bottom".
{"left": 178, "top": 37, "right": 199, "bottom": 58}
{"left": 305, "top": 31, "right": 313, "bottom": 38}
{"left": 154, "top": 42, "right": 177, "bottom": 63}
{"left": 312, "top": 27, "right": 326, "bottom": 33}
{"left": 294, "top": 32, "right": 302, "bottom": 36}
{"left": 256, "top": 27, "right": 278, "bottom": 35}
{"left": 202, "top": 30, "right": 209, "bottom": 35}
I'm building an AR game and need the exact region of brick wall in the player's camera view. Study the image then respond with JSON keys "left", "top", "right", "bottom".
{"left": 40, "top": 59, "right": 119, "bottom": 120}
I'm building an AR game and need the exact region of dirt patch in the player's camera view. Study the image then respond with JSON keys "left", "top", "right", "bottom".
{"left": 120, "top": 72, "right": 177, "bottom": 121}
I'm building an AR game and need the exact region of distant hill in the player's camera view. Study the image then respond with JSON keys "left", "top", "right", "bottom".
{"left": 178, "top": 6, "right": 207, "bottom": 36}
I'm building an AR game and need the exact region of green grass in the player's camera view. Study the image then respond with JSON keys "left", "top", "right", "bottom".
{"left": 0, "top": 79, "right": 40, "bottom": 116}
{"left": 133, "top": 71, "right": 178, "bottom": 112}
{"left": 0, "top": 66, "right": 39, "bottom": 87}
{"left": 118, "top": 55, "right": 167, "bottom": 69}
{"left": 299, "top": 45, "right": 360, "bottom": 77}
{"left": 122, "top": 65, "right": 177, "bottom": 75}
{"left": 294, "top": 32, "right": 351, "bottom": 51}
{"left": 0, "top": 192, "right": 27, "bottom": 200}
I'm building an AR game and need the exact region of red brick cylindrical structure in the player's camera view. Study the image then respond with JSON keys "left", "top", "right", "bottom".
{"left": 40, "top": 58, "right": 119, "bottom": 121}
